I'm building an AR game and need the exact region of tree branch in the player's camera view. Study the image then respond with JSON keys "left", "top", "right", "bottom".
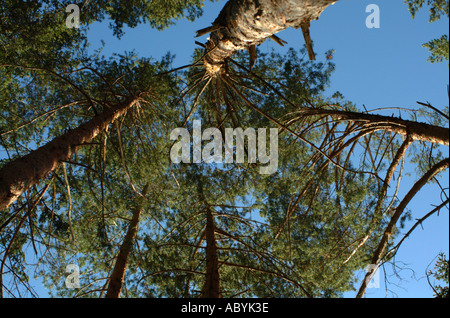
{"left": 356, "top": 157, "right": 450, "bottom": 298}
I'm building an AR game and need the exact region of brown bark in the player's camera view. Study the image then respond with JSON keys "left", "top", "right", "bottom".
{"left": 200, "top": 0, "right": 338, "bottom": 75}
{"left": 356, "top": 158, "right": 450, "bottom": 298}
{"left": 300, "top": 21, "right": 316, "bottom": 60}
{"left": 301, "top": 109, "right": 450, "bottom": 146}
{"left": 106, "top": 184, "right": 149, "bottom": 298}
{"left": 0, "top": 98, "right": 140, "bottom": 211}
{"left": 202, "top": 208, "right": 221, "bottom": 298}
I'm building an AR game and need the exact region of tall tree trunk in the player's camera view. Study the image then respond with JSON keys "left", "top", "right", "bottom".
{"left": 106, "top": 184, "right": 149, "bottom": 298}
{"left": 0, "top": 98, "right": 140, "bottom": 211}
{"left": 199, "top": 0, "right": 338, "bottom": 75}
{"left": 202, "top": 207, "right": 221, "bottom": 298}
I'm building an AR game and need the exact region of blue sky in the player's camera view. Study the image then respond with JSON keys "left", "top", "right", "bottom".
{"left": 24, "top": 0, "right": 449, "bottom": 298}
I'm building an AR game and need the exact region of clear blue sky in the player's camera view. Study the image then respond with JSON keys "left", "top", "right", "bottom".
{"left": 27, "top": 0, "right": 449, "bottom": 298}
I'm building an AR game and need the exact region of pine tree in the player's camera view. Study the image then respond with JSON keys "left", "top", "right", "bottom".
{"left": 0, "top": 0, "right": 448, "bottom": 299}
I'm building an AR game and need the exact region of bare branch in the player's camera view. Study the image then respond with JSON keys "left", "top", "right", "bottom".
{"left": 356, "top": 157, "right": 450, "bottom": 298}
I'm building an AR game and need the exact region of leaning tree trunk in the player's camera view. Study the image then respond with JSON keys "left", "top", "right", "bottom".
{"left": 0, "top": 97, "right": 140, "bottom": 211}
{"left": 198, "top": 0, "right": 338, "bottom": 75}
{"left": 106, "top": 184, "right": 149, "bottom": 298}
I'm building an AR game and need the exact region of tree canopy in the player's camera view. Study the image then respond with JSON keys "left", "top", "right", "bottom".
{"left": 0, "top": 0, "right": 448, "bottom": 299}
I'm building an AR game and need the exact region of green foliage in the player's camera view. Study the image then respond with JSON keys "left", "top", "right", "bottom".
{"left": 0, "top": 0, "right": 87, "bottom": 69}
{"left": 428, "top": 253, "right": 449, "bottom": 298}
{"left": 405, "top": 0, "right": 449, "bottom": 21}
{"left": 0, "top": 40, "right": 426, "bottom": 297}
{"left": 405, "top": 0, "right": 449, "bottom": 63}
{"left": 2, "top": 0, "right": 214, "bottom": 38}
{"left": 0, "top": 0, "right": 213, "bottom": 71}
{"left": 422, "top": 34, "right": 449, "bottom": 63}
{"left": 11, "top": 46, "right": 366, "bottom": 298}
{"left": 1, "top": 0, "right": 447, "bottom": 299}
{"left": 84, "top": 0, "right": 215, "bottom": 37}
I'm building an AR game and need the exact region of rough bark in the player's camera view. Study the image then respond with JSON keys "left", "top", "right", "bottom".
{"left": 0, "top": 98, "right": 140, "bottom": 211}
{"left": 203, "top": 208, "right": 221, "bottom": 298}
{"left": 199, "top": 0, "right": 338, "bottom": 75}
{"left": 106, "top": 184, "right": 149, "bottom": 298}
